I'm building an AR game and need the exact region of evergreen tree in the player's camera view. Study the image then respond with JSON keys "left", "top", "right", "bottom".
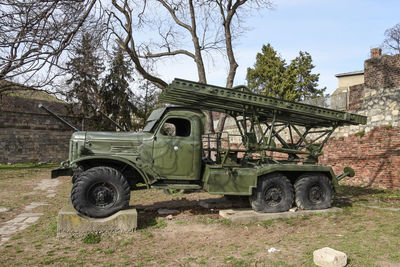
{"left": 66, "top": 32, "right": 105, "bottom": 125}
{"left": 288, "top": 51, "right": 325, "bottom": 100}
{"left": 99, "top": 47, "right": 136, "bottom": 131}
{"left": 246, "top": 44, "right": 325, "bottom": 101}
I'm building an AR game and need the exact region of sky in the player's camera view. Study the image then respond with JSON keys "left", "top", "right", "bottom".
{"left": 156, "top": 0, "right": 400, "bottom": 95}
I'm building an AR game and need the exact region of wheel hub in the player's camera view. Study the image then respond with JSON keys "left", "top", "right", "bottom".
{"left": 264, "top": 187, "right": 283, "bottom": 206}
{"left": 309, "top": 185, "right": 323, "bottom": 203}
{"left": 88, "top": 182, "right": 117, "bottom": 208}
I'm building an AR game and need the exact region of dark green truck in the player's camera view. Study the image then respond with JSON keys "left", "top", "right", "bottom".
{"left": 52, "top": 79, "right": 366, "bottom": 218}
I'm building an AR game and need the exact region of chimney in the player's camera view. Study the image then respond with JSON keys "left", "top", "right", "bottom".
{"left": 370, "top": 48, "right": 382, "bottom": 58}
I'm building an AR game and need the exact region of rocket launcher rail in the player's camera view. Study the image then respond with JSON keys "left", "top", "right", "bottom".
{"left": 159, "top": 78, "right": 367, "bottom": 128}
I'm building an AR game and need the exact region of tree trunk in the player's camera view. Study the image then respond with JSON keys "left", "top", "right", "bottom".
{"left": 216, "top": 6, "right": 239, "bottom": 133}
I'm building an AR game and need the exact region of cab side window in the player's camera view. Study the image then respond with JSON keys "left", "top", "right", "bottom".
{"left": 160, "top": 118, "right": 191, "bottom": 137}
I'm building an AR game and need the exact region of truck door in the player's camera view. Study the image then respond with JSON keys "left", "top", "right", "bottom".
{"left": 152, "top": 116, "right": 201, "bottom": 180}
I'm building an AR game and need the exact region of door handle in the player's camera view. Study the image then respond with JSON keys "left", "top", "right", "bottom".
{"left": 173, "top": 146, "right": 179, "bottom": 151}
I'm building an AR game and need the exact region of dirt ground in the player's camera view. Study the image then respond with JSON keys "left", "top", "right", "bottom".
{"left": 0, "top": 166, "right": 399, "bottom": 266}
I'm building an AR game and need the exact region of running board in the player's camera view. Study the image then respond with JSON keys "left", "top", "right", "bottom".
{"left": 151, "top": 184, "right": 202, "bottom": 190}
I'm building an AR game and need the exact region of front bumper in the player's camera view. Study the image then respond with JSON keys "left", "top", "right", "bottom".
{"left": 51, "top": 167, "right": 73, "bottom": 179}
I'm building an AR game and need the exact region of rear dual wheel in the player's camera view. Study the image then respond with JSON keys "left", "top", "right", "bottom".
{"left": 250, "top": 172, "right": 333, "bottom": 213}
{"left": 250, "top": 173, "right": 294, "bottom": 213}
{"left": 294, "top": 173, "right": 333, "bottom": 210}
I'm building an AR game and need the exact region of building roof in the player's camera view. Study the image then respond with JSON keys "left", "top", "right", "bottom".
{"left": 335, "top": 70, "right": 364, "bottom": 78}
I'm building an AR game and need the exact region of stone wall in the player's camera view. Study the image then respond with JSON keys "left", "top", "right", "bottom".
{"left": 0, "top": 95, "right": 75, "bottom": 163}
{"left": 333, "top": 54, "right": 400, "bottom": 138}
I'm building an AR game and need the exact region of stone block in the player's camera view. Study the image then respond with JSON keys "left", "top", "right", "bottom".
{"left": 371, "top": 115, "right": 385, "bottom": 122}
{"left": 57, "top": 204, "right": 137, "bottom": 237}
{"left": 219, "top": 207, "right": 342, "bottom": 224}
{"left": 313, "top": 247, "right": 347, "bottom": 267}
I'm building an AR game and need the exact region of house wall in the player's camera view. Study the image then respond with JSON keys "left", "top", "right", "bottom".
{"left": 337, "top": 74, "right": 364, "bottom": 89}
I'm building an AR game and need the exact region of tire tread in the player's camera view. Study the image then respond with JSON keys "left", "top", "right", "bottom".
{"left": 294, "top": 173, "right": 333, "bottom": 210}
{"left": 71, "top": 166, "right": 130, "bottom": 218}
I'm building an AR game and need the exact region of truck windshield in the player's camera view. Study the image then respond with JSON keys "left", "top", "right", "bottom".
{"left": 143, "top": 120, "right": 157, "bottom": 132}
{"left": 142, "top": 108, "right": 167, "bottom": 132}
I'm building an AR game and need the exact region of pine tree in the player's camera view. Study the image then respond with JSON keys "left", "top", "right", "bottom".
{"left": 288, "top": 51, "right": 325, "bottom": 100}
{"left": 99, "top": 47, "right": 136, "bottom": 131}
{"left": 66, "top": 32, "right": 105, "bottom": 124}
{"left": 246, "top": 44, "right": 325, "bottom": 101}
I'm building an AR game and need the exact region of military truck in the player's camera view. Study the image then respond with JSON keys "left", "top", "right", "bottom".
{"left": 52, "top": 78, "right": 366, "bottom": 218}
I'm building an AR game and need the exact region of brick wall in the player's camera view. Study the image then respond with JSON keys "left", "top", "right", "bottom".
{"left": 348, "top": 84, "right": 364, "bottom": 111}
{"left": 0, "top": 95, "right": 75, "bottom": 163}
{"left": 320, "top": 126, "right": 400, "bottom": 189}
{"left": 364, "top": 54, "right": 400, "bottom": 89}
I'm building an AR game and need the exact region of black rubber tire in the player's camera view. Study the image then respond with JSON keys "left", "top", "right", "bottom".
{"left": 71, "top": 165, "right": 84, "bottom": 184}
{"left": 294, "top": 173, "right": 333, "bottom": 210}
{"left": 250, "top": 173, "right": 294, "bottom": 213}
{"left": 71, "top": 166, "right": 131, "bottom": 218}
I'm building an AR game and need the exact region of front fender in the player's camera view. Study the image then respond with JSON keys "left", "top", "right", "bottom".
{"left": 72, "top": 155, "right": 152, "bottom": 186}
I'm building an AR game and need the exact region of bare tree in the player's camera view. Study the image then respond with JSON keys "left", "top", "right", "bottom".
{"left": 0, "top": 0, "right": 99, "bottom": 94}
{"left": 382, "top": 23, "right": 400, "bottom": 55}
{"left": 107, "top": 0, "right": 273, "bottom": 132}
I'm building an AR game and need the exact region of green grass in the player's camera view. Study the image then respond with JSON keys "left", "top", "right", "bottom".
{"left": 82, "top": 233, "right": 101, "bottom": 244}
{"left": 0, "top": 167, "right": 399, "bottom": 266}
{"left": 373, "top": 189, "right": 400, "bottom": 199}
{"left": 153, "top": 218, "right": 168, "bottom": 229}
{"left": 0, "top": 162, "right": 59, "bottom": 170}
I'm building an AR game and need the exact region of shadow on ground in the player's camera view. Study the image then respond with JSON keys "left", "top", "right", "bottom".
{"left": 133, "top": 196, "right": 250, "bottom": 229}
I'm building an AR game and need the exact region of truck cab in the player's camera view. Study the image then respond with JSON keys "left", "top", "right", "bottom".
{"left": 147, "top": 108, "right": 204, "bottom": 181}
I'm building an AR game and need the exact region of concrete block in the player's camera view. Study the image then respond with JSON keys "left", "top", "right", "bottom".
{"left": 313, "top": 247, "right": 347, "bottom": 267}
{"left": 219, "top": 207, "right": 342, "bottom": 224}
{"left": 57, "top": 204, "right": 137, "bottom": 237}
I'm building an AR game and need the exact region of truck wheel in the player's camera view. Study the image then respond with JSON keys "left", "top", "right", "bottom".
{"left": 71, "top": 165, "right": 84, "bottom": 184}
{"left": 71, "top": 166, "right": 131, "bottom": 218}
{"left": 250, "top": 173, "right": 294, "bottom": 213}
{"left": 294, "top": 173, "right": 332, "bottom": 210}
